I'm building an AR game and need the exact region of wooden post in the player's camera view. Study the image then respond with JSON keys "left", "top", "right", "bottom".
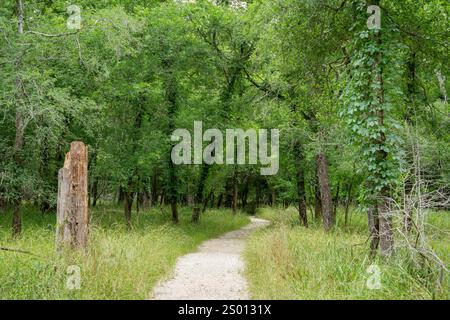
{"left": 56, "top": 141, "right": 89, "bottom": 251}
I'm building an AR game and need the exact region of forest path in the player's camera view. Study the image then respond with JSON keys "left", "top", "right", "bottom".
{"left": 150, "top": 217, "right": 270, "bottom": 300}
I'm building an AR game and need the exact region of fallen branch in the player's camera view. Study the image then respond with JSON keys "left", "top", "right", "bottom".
{"left": 26, "top": 30, "right": 79, "bottom": 38}
{"left": 0, "top": 246, "right": 41, "bottom": 257}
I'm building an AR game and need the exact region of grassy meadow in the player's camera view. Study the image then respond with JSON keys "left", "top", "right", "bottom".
{"left": 1, "top": 204, "right": 448, "bottom": 300}
{"left": 0, "top": 205, "right": 249, "bottom": 299}
{"left": 245, "top": 207, "right": 450, "bottom": 300}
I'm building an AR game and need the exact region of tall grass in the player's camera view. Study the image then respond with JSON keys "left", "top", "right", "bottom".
{"left": 245, "top": 207, "right": 449, "bottom": 300}
{"left": 0, "top": 205, "right": 249, "bottom": 299}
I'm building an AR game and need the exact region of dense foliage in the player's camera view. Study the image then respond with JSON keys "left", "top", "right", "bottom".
{"left": 0, "top": 0, "right": 448, "bottom": 258}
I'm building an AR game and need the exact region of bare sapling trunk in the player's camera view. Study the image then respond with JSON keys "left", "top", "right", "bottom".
{"left": 56, "top": 141, "right": 89, "bottom": 251}
{"left": 163, "top": 59, "right": 179, "bottom": 224}
{"left": 333, "top": 181, "right": 340, "bottom": 216}
{"left": 373, "top": 17, "right": 394, "bottom": 257}
{"left": 344, "top": 180, "right": 353, "bottom": 227}
{"left": 295, "top": 142, "right": 308, "bottom": 226}
{"left": 12, "top": 0, "right": 25, "bottom": 237}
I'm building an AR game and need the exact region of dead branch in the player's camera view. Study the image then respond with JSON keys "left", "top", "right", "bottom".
{"left": 0, "top": 246, "right": 41, "bottom": 257}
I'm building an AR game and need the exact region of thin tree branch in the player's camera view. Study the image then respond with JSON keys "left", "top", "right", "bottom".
{"left": 26, "top": 30, "right": 79, "bottom": 38}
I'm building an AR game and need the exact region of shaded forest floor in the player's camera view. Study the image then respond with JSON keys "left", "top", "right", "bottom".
{"left": 245, "top": 207, "right": 450, "bottom": 300}
{"left": 0, "top": 205, "right": 249, "bottom": 299}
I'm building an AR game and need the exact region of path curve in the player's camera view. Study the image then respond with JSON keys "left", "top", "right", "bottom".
{"left": 151, "top": 217, "right": 270, "bottom": 300}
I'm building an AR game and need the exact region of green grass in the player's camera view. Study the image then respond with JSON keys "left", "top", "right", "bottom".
{"left": 245, "top": 206, "right": 450, "bottom": 300}
{"left": 0, "top": 205, "right": 249, "bottom": 299}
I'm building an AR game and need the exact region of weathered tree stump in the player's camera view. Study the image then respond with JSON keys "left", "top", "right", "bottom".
{"left": 56, "top": 141, "right": 89, "bottom": 251}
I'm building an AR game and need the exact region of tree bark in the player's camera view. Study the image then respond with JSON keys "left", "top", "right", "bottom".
{"left": 56, "top": 141, "right": 89, "bottom": 250}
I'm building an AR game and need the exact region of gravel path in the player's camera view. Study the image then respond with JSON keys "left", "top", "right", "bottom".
{"left": 151, "top": 217, "right": 270, "bottom": 300}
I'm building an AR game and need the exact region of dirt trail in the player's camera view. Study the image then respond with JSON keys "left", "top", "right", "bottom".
{"left": 151, "top": 217, "right": 270, "bottom": 300}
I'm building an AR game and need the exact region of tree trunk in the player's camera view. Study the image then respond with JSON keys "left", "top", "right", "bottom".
{"left": 344, "top": 180, "right": 353, "bottom": 227}
{"left": 192, "top": 163, "right": 210, "bottom": 222}
{"left": 436, "top": 69, "right": 448, "bottom": 103}
{"left": 202, "top": 189, "right": 213, "bottom": 213}
{"left": 11, "top": 0, "right": 25, "bottom": 237}
{"left": 56, "top": 142, "right": 89, "bottom": 250}
{"left": 232, "top": 172, "right": 238, "bottom": 215}
{"left": 379, "top": 197, "right": 394, "bottom": 257}
{"left": 316, "top": 153, "right": 334, "bottom": 231}
{"left": 368, "top": 204, "right": 380, "bottom": 257}
{"left": 142, "top": 191, "right": 150, "bottom": 208}
{"left": 255, "top": 177, "right": 261, "bottom": 209}
{"left": 117, "top": 187, "right": 124, "bottom": 205}
{"left": 151, "top": 171, "right": 158, "bottom": 206}
{"left": 12, "top": 200, "right": 21, "bottom": 237}
{"left": 271, "top": 188, "right": 276, "bottom": 207}
{"left": 373, "top": 12, "right": 394, "bottom": 256}
{"left": 91, "top": 179, "right": 98, "bottom": 207}
{"left": 192, "top": 207, "right": 200, "bottom": 223}
{"left": 333, "top": 181, "right": 340, "bottom": 216}
{"left": 159, "top": 189, "right": 165, "bottom": 206}
{"left": 241, "top": 177, "right": 249, "bottom": 209}
{"left": 124, "top": 192, "right": 133, "bottom": 228}
{"left": 210, "top": 193, "right": 215, "bottom": 208}
{"left": 217, "top": 193, "right": 223, "bottom": 208}
{"left": 294, "top": 142, "right": 308, "bottom": 227}
{"left": 163, "top": 58, "right": 179, "bottom": 224}
{"left": 39, "top": 140, "right": 53, "bottom": 213}
{"left": 136, "top": 191, "right": 140, "bottom": 215}
{"left": 170, "top": 200, "right": 178, "bottom": 223}
{"left": 314, "top": 164, "right": 322, "bottom": 221}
